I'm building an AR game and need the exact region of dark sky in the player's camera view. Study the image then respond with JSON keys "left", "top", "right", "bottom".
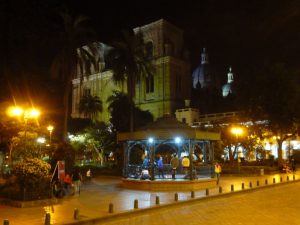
{"left": 1, "top": 0, "right": 300, "bottom": 104}
{"left": 67, "top": 0, "right": 300, "bottom": 69}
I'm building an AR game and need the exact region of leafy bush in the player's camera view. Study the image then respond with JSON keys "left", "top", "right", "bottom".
{"left": 1, "top": 158, "right": 52, "bottom": 201}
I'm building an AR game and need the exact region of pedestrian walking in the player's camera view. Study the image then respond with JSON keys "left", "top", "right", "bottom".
{"left": 215, "top": 162, "right": 222, "bottom": 185}
{"left": 72, "top": 168, "right": 82, "bottom": 195}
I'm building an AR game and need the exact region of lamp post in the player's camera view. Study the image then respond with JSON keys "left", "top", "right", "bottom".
{"left": 7, "top": 106, "right": 40, "bottom": 152}
{"left": 47, "top": 125, "right": 54, "bottom": 145}
{"left": 231, "top": 127, "right": 243, "bottom": 173}
{"left": 148, "top": 137, "right": 155, "bottom": 180}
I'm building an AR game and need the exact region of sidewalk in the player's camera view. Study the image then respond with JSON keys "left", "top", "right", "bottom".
{"left": 0, "top": 172, "right": 299, "bottom": 225}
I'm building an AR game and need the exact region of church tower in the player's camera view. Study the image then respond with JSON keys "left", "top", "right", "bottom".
{"left": 71, "top": 19, "right": 191, "bottom": 123}
{"left": 222, "top": 67, "right": 235, "bottom": 97}
{"left": 133, "top": 19, "right": 191, "bottom": 119}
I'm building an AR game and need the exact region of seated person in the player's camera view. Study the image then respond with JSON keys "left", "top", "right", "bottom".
{"left": 140, "top": 169, "right": 150, "bottom": 180}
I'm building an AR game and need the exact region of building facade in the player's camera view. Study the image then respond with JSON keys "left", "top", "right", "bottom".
{"left": 71, "top": 19, "right": 191, "bottom": 123}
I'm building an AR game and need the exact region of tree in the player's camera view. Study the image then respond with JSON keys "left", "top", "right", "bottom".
{"left": 69, "top": 122, "right": 115, "bottom": 166}
{"left": 238, "top": 63, "right": 300, "bottom": 163}
{"left": 79, "top": 94, "right": 102, "bottom": 123}
{"left": 107, "top": 91, "right": 131, "bottom": 132}
{"left": 50, "top": 10, "right": 98, "bottom": 140}
{"left": 107, "top": 91, "right": 153, "bottom": 132}
{"left": 106, "top": 30, "right": 154, "bottom": 131}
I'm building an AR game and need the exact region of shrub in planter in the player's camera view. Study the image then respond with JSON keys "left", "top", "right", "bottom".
{"left": 9, "top": 158, "right": 52, "bottom": 201}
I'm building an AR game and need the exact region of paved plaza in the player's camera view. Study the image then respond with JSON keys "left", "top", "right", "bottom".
{"left": 0, "top": 173, "right": 299, "bottom": 225}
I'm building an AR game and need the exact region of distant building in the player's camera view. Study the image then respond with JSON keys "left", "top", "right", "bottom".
{"left": 175, "top": 100, "right": 199, "bottom": 126}
{"left": 192, "top": 48, "right": 214, "bottom": 89}
{"left": 222, "top": 67, "right": 235, "bottom": 97}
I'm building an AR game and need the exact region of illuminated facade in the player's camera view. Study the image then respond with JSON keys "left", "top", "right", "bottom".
{"left": 71, "top": 19, "right": 191, "bottom": 123}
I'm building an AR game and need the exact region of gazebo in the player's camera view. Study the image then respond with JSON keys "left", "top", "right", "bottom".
{"left": 117, "top": 115, "right": 221, "bottom": 191}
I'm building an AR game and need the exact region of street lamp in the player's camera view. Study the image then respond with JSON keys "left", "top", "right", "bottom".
{"left": 47, "top": 125, "right": 54, "bottom": 145}
{"left": 231, "top": 127, "right": 243, "bottom": 172}
{"left": 7, "top": 106, "right": 40, "bottom": 151}
{"left": 148, "top": 137, "right": 155, "bottom": 180}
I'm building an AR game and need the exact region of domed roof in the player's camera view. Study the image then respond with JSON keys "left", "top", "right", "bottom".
{"left": 192, "top": 64, "right": 212, "bottom": 89}
{"left": 222, "top": 83, "right": 233, "bottom": 97}
{"left": 192, "top": 48, "right": 213, "bottom": 89}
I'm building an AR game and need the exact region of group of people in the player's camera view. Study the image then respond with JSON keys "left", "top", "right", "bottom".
{"left": 140, "top": 154, "right": 192, "bottom": 180}
{"left": 140, "top": 154, "right": 223, "bottom": 183}
{"left": 53, "top": 169, "right": 92, "bottom": 198}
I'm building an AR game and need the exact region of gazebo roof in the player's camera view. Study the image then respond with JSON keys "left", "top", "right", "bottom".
{"left": 117, "top": 115, "right": 220, "bottom": 141}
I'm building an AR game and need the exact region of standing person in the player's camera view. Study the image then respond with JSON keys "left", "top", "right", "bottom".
{"left": 291, "top": 158, "right": 296, "bottom": 173}
{"left": 72, "top": 168, "right": 82, "bottom": 195}
{"left": 170, "top": 154, "right": 179, "bottom": 179}
{"left": 63, "top": 173, "right": 72, "bottom": 195}
{"left": 157, "top": 156, "right": 165, "bottom": 179}
{"left": 182, "top": 156, "right": 190, "bottom": 179}
{"left": 142, "top": 157, "right": 149, "bottom": 169}
{"left": 215, "top": 162, "right": 222, "bottom": 185}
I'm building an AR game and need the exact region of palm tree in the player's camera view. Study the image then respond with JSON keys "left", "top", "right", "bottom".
{"left": 50, "top": 10, "right": 98, "bottom": 140}
{"left": 107, "top": 91, "right": 132, "bottom": 132}
{"left": 107, "top": 30, "right": 153, "bottom": 132}
{"left": 79, "top": 94, "right": 103, "bottom": 122}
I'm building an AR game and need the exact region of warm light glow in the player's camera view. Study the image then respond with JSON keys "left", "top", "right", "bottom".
{"left": 7, "top": 106, "right": 23, "bottom": 117}
{"left": 28, "top": 109, "right": 40, "bottom": 118}
{"left": 47, "top": 125, "right": 54, "bottom": 132}
{"left": 37, "top": 137, "right": 46, "bottom": 144}
{"left": 7, "top": 106, "right": 40, "bottom": 119}
{"left": 231, "top": 127, "right": 243, "bottom": 136}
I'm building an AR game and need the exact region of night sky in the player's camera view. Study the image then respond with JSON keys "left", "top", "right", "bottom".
{"left": 1, "top": 0, "right": 300, "bottom": 109}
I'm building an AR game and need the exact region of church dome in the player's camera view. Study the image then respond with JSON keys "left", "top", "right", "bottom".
{"left": 222, "top": 83, "right": 233, "bottom": 97}
{"left": 192, "top": 48, "right": 213, "bottom": 89}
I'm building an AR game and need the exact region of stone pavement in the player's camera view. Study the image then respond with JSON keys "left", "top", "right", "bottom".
{"left": 0, "top": 172, "right": 299, "bottom": 225}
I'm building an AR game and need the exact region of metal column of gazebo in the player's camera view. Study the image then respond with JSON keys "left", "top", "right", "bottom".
{"left": 117, "top": 115, "right": 221, "bottom": 191}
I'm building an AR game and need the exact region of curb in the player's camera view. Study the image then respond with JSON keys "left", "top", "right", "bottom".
{"left": 58, "top": 177, "right": 300, "bottom": 225}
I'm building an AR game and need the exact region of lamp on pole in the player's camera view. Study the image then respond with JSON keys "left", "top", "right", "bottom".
{"left": 231, "top": 127, "right": 243, "bottom": 173}
{"left": 148, "top": 137, "right": 155, "bottom": 180}
{"left": 47, "top": 125, "right": 54, "bottom": 145}
{"left": 7, "top": 106, "right": 40, "bottom": 152}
